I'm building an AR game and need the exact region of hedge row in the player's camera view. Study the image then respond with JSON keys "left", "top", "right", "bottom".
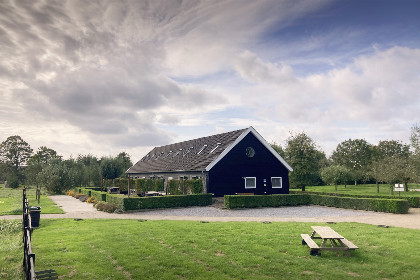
{"left": 133, "top": 179, "right": 165, "bottom": 193}
{"left": 90, "top": 190, "right": 107, "bottom": 202}
{"left": 225, "top": 194, "right": 310, "bottom": 209}
{"left": 167, "top": 179, "right": 203, "bottom": 195}
{"left": 290, "top": 190, "right": 420, "bottom": 208}
{"left": 106, "top": 193, "right": 213, "bottom": 211}
{"left": 225, "top": 193, "right": 409, "bottom": 214}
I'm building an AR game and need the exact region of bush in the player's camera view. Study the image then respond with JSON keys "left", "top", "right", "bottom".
{"left": 90, "top": 190, "right": 107, "bottom": 202}
{"left": 66, "top": 190, "right": 75, "bottom": 196}
{"left": 134, "top": 178, "right": 165, "bottom": 193}
{"left": 167, "top": 179, "right": 203, "bottom": 195}
{"left": 95, "top": 201, "right": 119, "bottom": 213}
{"left": 225, "top": 194, "right": 310, "bottom": 209}
{"left": 105, "top": 193, "right": 212, "bottom": 211}
{"left": 224, "top": 193, "right": 409, "bottom": 214}
{"left": 86, "top": 197, "right": 97, "bottom": 204}
{"left": 290, "top": 190, "right": 420, "bottom": 208}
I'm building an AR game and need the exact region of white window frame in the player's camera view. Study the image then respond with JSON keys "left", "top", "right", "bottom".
{"left": 271, "top": 177, "right": 282, "bottom": 188}
{"left": 244, "top": 177, "right": 256, "bottom": 189}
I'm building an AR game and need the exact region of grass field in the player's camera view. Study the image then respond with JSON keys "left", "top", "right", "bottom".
{"left": 0, "top": 185, "right": 64, "bottom": 215}
{"left": 298, "top": 183, "right": 420, "bottom": 197}
{"left": 0, "top": 220, "right": 23, "bottom": 279}
{"left": 15, "top": 219, "right": 418, "bottom": 280}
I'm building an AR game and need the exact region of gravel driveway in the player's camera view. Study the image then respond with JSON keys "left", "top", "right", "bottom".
{"left": 2, "top": 195, "right": 420, "bottom": 230}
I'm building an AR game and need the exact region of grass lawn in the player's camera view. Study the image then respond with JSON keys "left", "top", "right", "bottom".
{"left": 0, "top": 219, "right": 23, "bottom": 279}
{"left": 19, "top": 219, "right": 420, "bottom": 280}
{"left": 297, "top": 183, "right": 420, "bottom": 198}
{"left": 0, "top": 185, "right": 65, "bottom": 215}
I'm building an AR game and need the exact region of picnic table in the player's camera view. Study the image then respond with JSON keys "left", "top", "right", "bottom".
{"left": 301, "top": 226, "right": 358, "bottom": 256}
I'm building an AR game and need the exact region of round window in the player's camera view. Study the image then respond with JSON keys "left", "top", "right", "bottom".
{"left": 245, "top": 147, "right": 255, "bottom": 157}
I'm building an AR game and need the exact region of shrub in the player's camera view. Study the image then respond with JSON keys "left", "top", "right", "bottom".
{"left": 134, "top": 178, "right": 165, "bottom": 193}
{"left": 90, "top": 190, "right": 107, "bottom": 202}
{"left": 66, "top": 190, "right": 75, "bottom": 196}
{"left": 86, "top": 197, "right": 97, "bottom": 204}
{"left": 224, "top": 193, "right": 409, "bottom": 214}
{"left": 95, "top": 201, "right": 119, "bottom": 213}
{"left": 290, "top": 190, "right": 420, "bottom": 208}
{"left": 105, "top": 193, "right": 212, "bottom": 211}
{"left": 167, "top": 179, "right": 203, "bottom": 195}
{"left": 225, "top": 194, "right": 310, "bottom": 209}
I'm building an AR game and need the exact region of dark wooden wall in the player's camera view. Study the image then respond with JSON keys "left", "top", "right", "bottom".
{"left": 207, "top": 133, "right": 290, "bottom": 196}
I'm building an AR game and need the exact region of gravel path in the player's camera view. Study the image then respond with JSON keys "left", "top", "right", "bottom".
{"left": 2, "top": 195, "right": 420, "bottom": 230}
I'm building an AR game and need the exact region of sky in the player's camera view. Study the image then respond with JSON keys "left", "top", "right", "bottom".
{"left": 1, "top": 0, "right": 420, "bottom": 161}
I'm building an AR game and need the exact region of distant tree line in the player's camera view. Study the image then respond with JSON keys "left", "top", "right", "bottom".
{"left": 271, "top": 124, "right": 420, "bottom": 194}
{"left": 0, "top": 135, "right": 132, "bottom": 194}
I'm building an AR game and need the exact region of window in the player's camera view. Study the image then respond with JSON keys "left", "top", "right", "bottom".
{"left": 245, "top": 147, "right": 255, "bottom": 157}
{"left": 197, "top": 144, "right": 208, "bottom": 155}
{"left": 209, "top": 143, "right": 221, "bottom": 153}
{"left": 271, "top": 177, "right": 282, "bottom": 188}
{"left": 244, "top": 177, "right": 256, "bottom": 189}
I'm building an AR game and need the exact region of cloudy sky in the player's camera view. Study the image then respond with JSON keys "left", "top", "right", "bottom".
{"left": 1, "top": 0, "right": 419, "bottom": 161}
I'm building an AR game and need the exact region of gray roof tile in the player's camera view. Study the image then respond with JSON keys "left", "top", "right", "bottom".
{"left": 127, "top": 128, "right": 247, "bottom": 173}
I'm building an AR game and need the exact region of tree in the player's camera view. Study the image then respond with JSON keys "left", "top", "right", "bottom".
{"left": 410, "top": 124, "right": 420, "bottom": 183}
{"left": 321, "top": 165, "right": 352, "bottom": 190}
{"left": 0, "top": 135, "right": 33, "bottom": 169}
{"left": 0, "top": 135, "right": 33, "bottom": 187}
{"left": 270, "top": 142, "right": 285, "bottom": 158}
{"left": 25, "top": 146, "right": 61, "bottom": 186}
{"left": 331, "top": 139, "right": 373, "bottom": 185}
{"left": 376, "top": 156, "right": 410, "bottom": 195}
{"left": 284, "top": 132, "right": 326, "bottom": 189}
{"left": 37, "top": 158, "right": 73, "bottom": 194}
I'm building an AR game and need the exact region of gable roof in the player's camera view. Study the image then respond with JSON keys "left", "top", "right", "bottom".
{"left": 126, "top": 127, "right": 293, "bottom": 174}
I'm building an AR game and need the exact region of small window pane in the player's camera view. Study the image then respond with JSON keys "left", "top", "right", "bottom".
{"left": 245, "top": 177, "right": 256, "bottom": 189}
{"left": 271, "top": 177, "right": 282, "bottom": 188}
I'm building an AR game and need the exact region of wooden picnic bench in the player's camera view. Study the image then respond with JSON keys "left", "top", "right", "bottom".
{"left": 301, "top": 226, "right": 358, "bottom": 256}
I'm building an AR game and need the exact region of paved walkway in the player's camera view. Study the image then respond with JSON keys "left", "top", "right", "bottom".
{"left": 2, "top": 195, "right": 420, "bottom": 230}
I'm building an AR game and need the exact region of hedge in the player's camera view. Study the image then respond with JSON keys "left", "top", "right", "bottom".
{"left": 80, "top": 188, "right": 92, "bottom": 197}
{"left": 105, "top": 193, "right": 212, "bottom": 211}
{"left": 225, "top": 193, "right": 409, "bottom": 214}
{"left": 134, "top": 179, "right": 165, "bottom": 193}
{"left": 90, "top": 190, "right": 107, "bottom": 202}
{"left": 167, "top": 179, "right": 203, "bottom": 195}
{"left": 290, "top": 190, "right": 420, "bottom": 208}
{"left": 225, "top": 194, "right": 310, "bottom": 209}
{"left": 308, "top": 194, "right": 409, "bottom": 214}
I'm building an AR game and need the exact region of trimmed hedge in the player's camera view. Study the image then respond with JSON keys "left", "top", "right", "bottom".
{"left": 80, "top": 188, "right": 92, "bottom": 197}
{"left": 308, "top": 194, "right": 409, "bottom": 214}
{"left": 290, "top": 190, "right": 420, "bottom": 208}
{"left": 134, "top": 179, "right": 165, "bottom": 193}
{"left": 167, "top": 179, "right": 203, "bottom": 195}
{"left": 225, "top": 194, "right": 310, "bottom": 209}
{"left": 225, "top": 193, "right": 409, "bottom": 214}
{"left": 105, "top": 193, "right": 212, "bottom": 211}
{"left": 90, "top": 190, "right": 107, "bottom": 202}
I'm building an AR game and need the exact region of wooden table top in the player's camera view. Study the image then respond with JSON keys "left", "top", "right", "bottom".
{"left": 311, "top": 226, "right": 344, "bottom": 239}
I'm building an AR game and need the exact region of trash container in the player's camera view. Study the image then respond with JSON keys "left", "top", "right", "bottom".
{"left": 29, "top": 206, "right": 41, "bottom": 228}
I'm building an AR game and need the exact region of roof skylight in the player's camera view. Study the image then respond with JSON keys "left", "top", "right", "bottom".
{"left": 197, "top": 145, "right": 208, "bottom": 155}
{"left": 209, "top": 143, "right": 221, "bottom": 153}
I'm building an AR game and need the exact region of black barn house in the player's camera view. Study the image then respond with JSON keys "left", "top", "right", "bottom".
{"left": 126, "top": 127, "right": 293, "bottom": 196}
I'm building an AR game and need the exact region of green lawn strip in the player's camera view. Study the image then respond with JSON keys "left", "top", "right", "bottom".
{"left": 31, "top": 219, "right": 420, "bottom": 280}
{"left": 0, "top": 186, "right": 64, "bottom": 215}
{"left": 0, "top": 219, "right": 24, "bottom": 280}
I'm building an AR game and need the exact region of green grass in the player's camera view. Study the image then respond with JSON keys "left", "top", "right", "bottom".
{"left": 0, "top": 185, "right": 65, "bottom": 215}
{"left": 297, "top": 183, "right": 420, "bottom": 197}
{"left": 23, "top": 219, "right": 420, "bottom": 280}
{"left": 0, "top": 219, "right": 23, "bottom": 280}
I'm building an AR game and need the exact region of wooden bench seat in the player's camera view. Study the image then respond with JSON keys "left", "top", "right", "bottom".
{"left": 301, "top": 234, "right": 319, "bottom": 249}
{"left": 339, "top": 238, "right": 358, "bottom": 250}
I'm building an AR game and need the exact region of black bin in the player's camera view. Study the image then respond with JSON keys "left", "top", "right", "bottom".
{"left": 29, "top": 206, "right": 41, "bottom": 228}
